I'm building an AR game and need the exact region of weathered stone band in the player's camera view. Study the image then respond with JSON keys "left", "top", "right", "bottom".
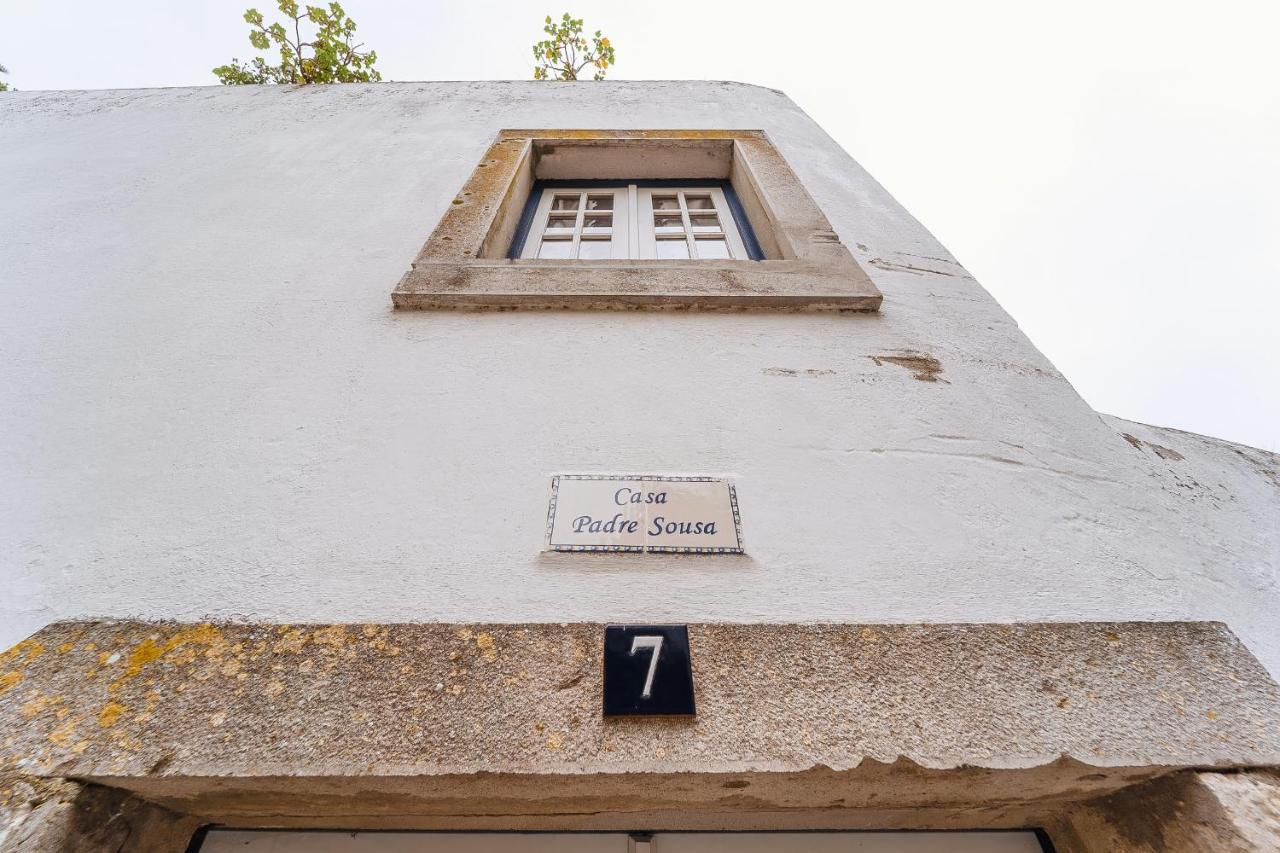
{"left": 4, "top": 621, "right": 1278, "bottom": 777}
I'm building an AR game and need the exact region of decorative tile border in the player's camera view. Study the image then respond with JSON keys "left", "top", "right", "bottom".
{"left": 545, "top": 474, "right": 744, "bottom": 554}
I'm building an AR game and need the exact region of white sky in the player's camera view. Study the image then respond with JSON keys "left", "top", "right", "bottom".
{"left": 3, "top": 0, "right": 1277, "bottom": 450}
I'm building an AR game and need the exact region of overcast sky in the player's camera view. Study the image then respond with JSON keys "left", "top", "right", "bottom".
{"left": 3, "top": 0, "right": 1277, "bottom": 450}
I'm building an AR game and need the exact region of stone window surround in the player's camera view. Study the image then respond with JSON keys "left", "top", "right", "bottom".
{"left": 392, "top": 130, "right": 883, "bottom": 311}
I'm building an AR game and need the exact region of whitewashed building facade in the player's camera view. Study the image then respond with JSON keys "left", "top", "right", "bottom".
{"left": 2, "top": 82, "right": 1279, "bottom": 852}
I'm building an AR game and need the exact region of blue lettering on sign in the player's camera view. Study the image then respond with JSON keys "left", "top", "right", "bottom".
{"left": 613, "top": 488, "right": 669, "bottom": 506}
{"left": 569, "top": 489, "right": 720, "bottom": 539}
{"left": 648, "top": 517, "right": 718, "bottom": 536}
{"left": 573, "top": 513, "right": 640, "bottom": 534}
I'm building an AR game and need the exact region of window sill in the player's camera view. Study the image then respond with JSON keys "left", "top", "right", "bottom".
{"left": 393, "top": 257, "right": 881, "bottom": 311}
{"left": 392, "top": 130, "right": 882, "bottom": 312}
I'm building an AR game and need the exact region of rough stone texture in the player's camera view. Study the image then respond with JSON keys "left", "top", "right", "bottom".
{"left": 1, "top": 619, "right": 1278, "bottom": 830}
{"left": 3, "top": 82, "right": 1280, "bottom": 689}
{"left": 392, "top": 129, "right": 882, "bottom": 311}
{"left": 0, "top": 776, "right": 198, "bottom": 852}
{"left": 1048, "top": 770, "right": 1280, "bottom": 852}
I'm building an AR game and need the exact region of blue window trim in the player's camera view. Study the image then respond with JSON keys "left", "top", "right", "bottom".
{"left": 508, "top": 179, "right": 765, "bottom": 261}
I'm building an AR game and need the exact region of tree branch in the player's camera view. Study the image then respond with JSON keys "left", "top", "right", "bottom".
{"left": 293, "top": 10, "right": 306, "bottom": 81}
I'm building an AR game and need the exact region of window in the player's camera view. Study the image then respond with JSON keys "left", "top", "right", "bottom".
{"left": 525, "top": 189, "right": 627, "bottom": 260}
{"left": 393, "top": 130, "right": 882, "bottom": 311}
{"left": 517, "top": 184, "right": 754, "bottom": 261}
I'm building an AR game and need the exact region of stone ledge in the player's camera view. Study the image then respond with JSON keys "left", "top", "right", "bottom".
{"left": 392, "top": 260, "right": 882, "bottom": 311}
{"left": 4, "top": 621, "right": 1278, "bottom": 786}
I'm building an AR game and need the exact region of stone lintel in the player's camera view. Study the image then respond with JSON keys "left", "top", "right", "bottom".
{"left": 2, "top": 621, "right": 1278, "bottom": 830}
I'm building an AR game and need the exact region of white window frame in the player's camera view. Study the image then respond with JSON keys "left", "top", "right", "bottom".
{"left": 521, "top": 187, "right": 630, "bottom": 260}
{"left": 636, "top": 187, "right": 747, "bottom": 260}
{"left": 522, "top": 185, "right": 748, "bottom": 261}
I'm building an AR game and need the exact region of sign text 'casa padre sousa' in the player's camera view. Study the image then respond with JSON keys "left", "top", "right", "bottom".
{"left": 546, "top": 475, "right": 743, "bottom": 554}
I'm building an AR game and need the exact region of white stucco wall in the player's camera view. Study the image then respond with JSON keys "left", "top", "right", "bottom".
{"left": 2, "top": 82, "right": 1277, "bottom": 676}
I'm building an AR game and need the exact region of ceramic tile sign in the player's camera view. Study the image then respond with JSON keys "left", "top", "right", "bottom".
{"left": 546, "top": 475, "right": 743, "bottom": 554}
{"left": 602, "top": 624, "right": 696, "bottom": 716}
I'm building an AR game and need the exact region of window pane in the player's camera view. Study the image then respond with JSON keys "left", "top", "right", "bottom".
{"left": 546, "top": 213, "right": 577, "bottom": 232}
{"left": 551, "top": 194, "right": 580, "bottom": 211}
{"left": 689, "top": 213, "right": 720, "bottom": 231}
{"left": 586, "top": 195, "right": 613, "bottom": 211}
{"left": 685, "top": 195, "right": 714, "bottom": 210}
{"left": 654, "top": 214, "right": 683, "bottom": 230}
{"left": 577, "top": 239, "right": 612, "bottom": 259}
{"left": 583, "top": 213, "right": 613, "bottom": 229}
{"left": 537, "top": 239, "right": 573, "bottom": 259}
{"left": 652, "top": 195, "right": 680, "bottom": 211}
{"left": 656, "top": 239, "right": 690, "bottom": 259}
{"left": 694, "top": 238, "right": 730, "bottom": 259}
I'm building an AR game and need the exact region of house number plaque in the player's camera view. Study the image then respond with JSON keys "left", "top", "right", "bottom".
{"left": 546, "top": 475, "right": 743, "bottom": 553}
{"left": 602, "top": 624, "right": 696, "bottom": 716}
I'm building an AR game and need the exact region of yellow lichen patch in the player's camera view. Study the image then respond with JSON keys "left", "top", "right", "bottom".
{"left": 20, "top": 692, "right": 62, "bottom": 719}
{"left": 545, "top": 731, "right": 564, "bottom": 750}
{"left": 220, "top": 659, "right": 242, "bottom": 677}
{"left": 364, "top": 628, "right": 402, "bottom": 656}
{"left": 124, "top": 639, "right": 164, "bottom": 676}
{"left": 134, "top": 690, "right": 162, "bottom": 724}
{"left": 47, "top": 718, "right": 79, "bottom": 748}
{"left": 273, "top": 628, "right": 307, "bottom": 654}
{"left": 98, "top": 702, "right": 126, "bottom": 728}
{"left": 0, "top": 672, "right": 22, "bottom": 694}
{"left": 311, "top": 625, "right": 348, "bottom": 649}
{"left": 168, "top": 645, "right": 198, "bottom": 666}
{"left": 475, "top": 632, "right": 498, "bottom": 663}
{"left": 263, "top": 680, "right": 285, "bottom": 699}
{"left": 0, "top": 639, "right": 44, "bottom": 668}
{"left": 109, "top": 624, "right": 224, "bottom": 693}
{"left": 57, "top": 642, "right": 74, "bottom": 654}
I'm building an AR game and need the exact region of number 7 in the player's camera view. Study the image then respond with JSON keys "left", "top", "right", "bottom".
{"left": 630, "top": 635, "right": 664, "bottom": 699}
